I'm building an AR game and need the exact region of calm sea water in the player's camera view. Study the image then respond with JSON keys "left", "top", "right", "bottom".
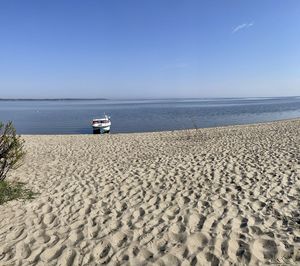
{"left": 0, "top": 97, "right": 300, "bottom": 134}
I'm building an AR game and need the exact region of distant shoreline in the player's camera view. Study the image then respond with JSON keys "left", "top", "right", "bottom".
{"left": 0, "top": 96, "right": 299, "bottom": 101}
{"left": 0, "top": 98, "right": 108, "bottom": 101}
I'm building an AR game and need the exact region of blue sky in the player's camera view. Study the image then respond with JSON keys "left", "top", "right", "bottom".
{"left": 0, "top": 0, "right": 299, "bottom": 98}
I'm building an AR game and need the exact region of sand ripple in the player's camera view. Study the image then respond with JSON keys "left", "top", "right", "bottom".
{"left": 1, "top": 119, "right": 300, "bottom": 265}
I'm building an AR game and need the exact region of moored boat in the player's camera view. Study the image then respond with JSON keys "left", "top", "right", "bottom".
{"left": 92, "top": 115, "right": 111, "bottom": 133}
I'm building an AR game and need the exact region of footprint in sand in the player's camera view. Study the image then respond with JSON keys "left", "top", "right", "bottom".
{"left": 93, "top": 240, "right": 113, "bottom": 264}
{"left": 168, "top": 222, "right": 186, "bottom": 243}
{"left": 111, "top": 231, "right": 129, "bottom": 248}
{"left": 252, "top": 237, "right": 278, "bottom": 261}
{"left": 186, "top": 232, "right": 209, "bottom": 253}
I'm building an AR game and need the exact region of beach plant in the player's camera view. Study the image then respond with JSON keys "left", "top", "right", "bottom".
{"left": 0, "top": 121, "right": 25, "bottom": 181}
{"left": 0, "top": 122, "right": 36, "bottom": 204}
{"left": 0, "top": 181, "right": 36, "bottom": 205}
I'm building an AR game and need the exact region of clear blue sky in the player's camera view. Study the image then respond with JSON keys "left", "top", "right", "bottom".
{"left": 0, "top": 0, "right": 299, "bottom": 98}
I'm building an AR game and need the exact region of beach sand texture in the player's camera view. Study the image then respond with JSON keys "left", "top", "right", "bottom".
{"left": 1, "top": 119, "right": 300, "bottom": 265}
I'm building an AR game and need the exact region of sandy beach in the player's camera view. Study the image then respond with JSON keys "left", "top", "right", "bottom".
{"left": 0, "top": 119, "right": 300, "bottom": 265}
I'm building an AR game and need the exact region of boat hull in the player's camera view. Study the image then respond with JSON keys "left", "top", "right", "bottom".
{"left": 92, "top": 125, "right": 110, "bottom": 134}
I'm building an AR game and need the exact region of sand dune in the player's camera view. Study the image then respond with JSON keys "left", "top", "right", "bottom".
{"left": 1, "top": 119, "right": 300, "bottom": 265}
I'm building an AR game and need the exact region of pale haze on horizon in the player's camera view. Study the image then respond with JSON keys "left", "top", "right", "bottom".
{"left": 0, "top": 0, "right": 299, "bottom": 99}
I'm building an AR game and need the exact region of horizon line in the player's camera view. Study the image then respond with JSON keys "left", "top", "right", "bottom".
{"left": 0, "top": 96, "right": 299, "bottom": 101}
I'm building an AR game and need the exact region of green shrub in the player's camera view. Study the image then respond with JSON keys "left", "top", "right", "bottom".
{"left": 0, "top": 121, "right": 25, "bottom": 181}
{"left": 0, "top": 181, "right": 36, "bottom": 205}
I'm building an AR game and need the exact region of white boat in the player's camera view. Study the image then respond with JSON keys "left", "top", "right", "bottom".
{"left": 92, "top": 115, "right": 111, "bottom": 133}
